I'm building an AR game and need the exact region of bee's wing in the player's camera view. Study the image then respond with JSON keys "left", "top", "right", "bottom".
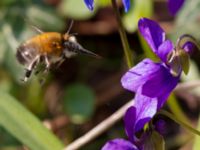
{"left": 30, "top": 25, "right": 43, "bottom": 34}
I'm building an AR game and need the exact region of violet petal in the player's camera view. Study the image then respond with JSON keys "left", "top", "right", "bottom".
{"left": 124, "top": 106, "right": 136, "bottom": 142}
{"left": 138, "top": 18, "right": 166, "bottom": 58}
{"left": 121, "top": 58, "right": 161, "bottom": 93}
{"left": 134, "top": 90, "right": 158, "bottom": 132}
{"left": 84, "top": 0, "right": 94, "bottom": 11}
{"left": 141, "top": 64, "right": 179, "bottom": 101}
{"left": 122, "top": 0, "right": 131, "bottom": 12}
{"left": 102, "top": 139, "right": 138, "bottom": 150}
{"left": 183, "top": 41, "right": 196, "bottom": 55}
{"left": 168, "top": 0, "right": 185, "bottom": 15}
{"left": 123, "top": 93, "right": 158, "bottom": 140}
{"left": 158, "top": 40, "right": 174, "bottom": 63}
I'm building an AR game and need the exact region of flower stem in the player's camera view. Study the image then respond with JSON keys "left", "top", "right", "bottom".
{"left": 111, "top": 0, "right": 134, "bottom": 68}
{"left": 159, "top": 110, "right": 200, "bottom": 136}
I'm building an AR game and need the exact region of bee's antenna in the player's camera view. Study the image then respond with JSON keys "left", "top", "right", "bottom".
{"left": 66, "top": 20, "right": 74, "bottom": 34}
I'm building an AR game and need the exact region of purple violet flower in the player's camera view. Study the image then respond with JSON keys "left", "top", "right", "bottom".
{"left": 121, "top": 17, "right": 194, "bottom": 134}
{"left": 102, "top": 17, "right": 196, "bottom": 149}
{"left": 168, "top": 0, "right": 185, "bottom": 15}
{"left": 83, "top": 0, "right": 131, "bottom": 12}
{"left": 102, "top": 106, "right": 165, "bottom": 150}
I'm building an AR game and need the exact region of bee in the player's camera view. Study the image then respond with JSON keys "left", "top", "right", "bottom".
{"left": 16, "top": 21, "right": 100, "bottom": 82}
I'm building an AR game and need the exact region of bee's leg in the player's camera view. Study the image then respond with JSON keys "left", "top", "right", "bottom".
{"left": 36, "top": 56, "right": 50, "bottom": 84}
{"left": 22, "top": 69, "right": 31, "bottom": 82}
{"left": 55, "top": 54, "right": 65, "bottom": 69}
{"left": 56, "top": 59, "right": 65, "bottom": 69}
{"left": 34, "top": 57, "right": 43, "bottom": 75}
{"left": 22, "top": 61, "right": 36, "bottom": 82}
{"left": 44, "top": 55, "right": 51, "bottom": 73}
{"left": 22, "top": 56, "right": 40, "bottom": 82}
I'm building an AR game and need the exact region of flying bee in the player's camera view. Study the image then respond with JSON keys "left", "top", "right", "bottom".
{"left": 16, "top": 21, "right": 101, "bottom": 82}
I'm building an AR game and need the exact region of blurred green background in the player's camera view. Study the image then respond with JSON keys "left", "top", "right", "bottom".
{"left": 0, "top": 0, "right": 200, "bottom": 149}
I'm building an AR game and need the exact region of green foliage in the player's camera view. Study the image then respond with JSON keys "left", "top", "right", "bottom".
{"left": 181, "top": 60, "right": 200, "bottom": 81}
{"left": 63, "top": 84, "right": 95, "bottom": 124}
{"left": 194, "top": 117, "right": 200, "bottom": 150}
{"left": 25, "top": 77, "right": 47, "bottom": 115}
{"left": 0, "top": 127, "right": 20, "bottom": 147}
{"left": 58, "top": 0, "right": 95, "bottom": 20}
{"left": 179, "top": 51, "right": 190, "bottom": 75}
{"left": 0, "top": 91, "right": 64, "bottom": 150}
{"left": 171, "top": 0, "right": 200, "bottom": 41}
{"left": 122, "top": 0, "right": 153, "bottom": 32}
{"left": 97, "top": 0, "right": 111, "bottom": 7}
{"left": 26, "top": 5, "right": 65, "bottom": 32}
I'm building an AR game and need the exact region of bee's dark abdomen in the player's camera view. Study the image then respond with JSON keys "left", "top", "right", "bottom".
{"left": 16, "top": 44, "right": 38, "bottom": 65}
{"left": 16, "top": 45, "right": 27, "bottom": 65}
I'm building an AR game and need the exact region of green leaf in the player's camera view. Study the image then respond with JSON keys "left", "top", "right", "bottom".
{"left": 0, "top": 127, "right": 20, "bottom": 146}
{"left": 25, "top": 77, "right": 46, "bottom": 116}
{"left": 123, "top": 0, "right": 153, "bottom": 32}
{"left": 2, "top": 23, "right": 24, "bottom": 82}
{"left": 63, "top": 84, "right": 95, "bottom": 124}
{"left": 144, "top": 131, "right": 165, "bottom": 150}
{"left": 194, "top": 116, "right": 200, "bottom": 150}
{"left": 0, "top": 91, "right": 64, "bottom": 150}
{"left": 0, "top": 70, "right": 12, "bottom": 92}
{"left": 178, "top": 49, "right": 190, "bottom": 75}
{"left": 59, "top": 0, "right": 95, "bottom": 20}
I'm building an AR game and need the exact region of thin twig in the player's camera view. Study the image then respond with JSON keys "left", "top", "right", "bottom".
{"left": 64, "top": 100, "right": 133, "bottom": 150}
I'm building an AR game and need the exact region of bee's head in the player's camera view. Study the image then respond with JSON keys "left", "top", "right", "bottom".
{"left": 63, "top": 33, "right": 101, "bottom": 58}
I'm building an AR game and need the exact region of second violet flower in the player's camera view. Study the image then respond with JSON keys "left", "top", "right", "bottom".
{"left": 121, "top": 17, "right": 194, "bottom": 134}
{"left": 102, "top": 17, "right": 197, "bottom": 149}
